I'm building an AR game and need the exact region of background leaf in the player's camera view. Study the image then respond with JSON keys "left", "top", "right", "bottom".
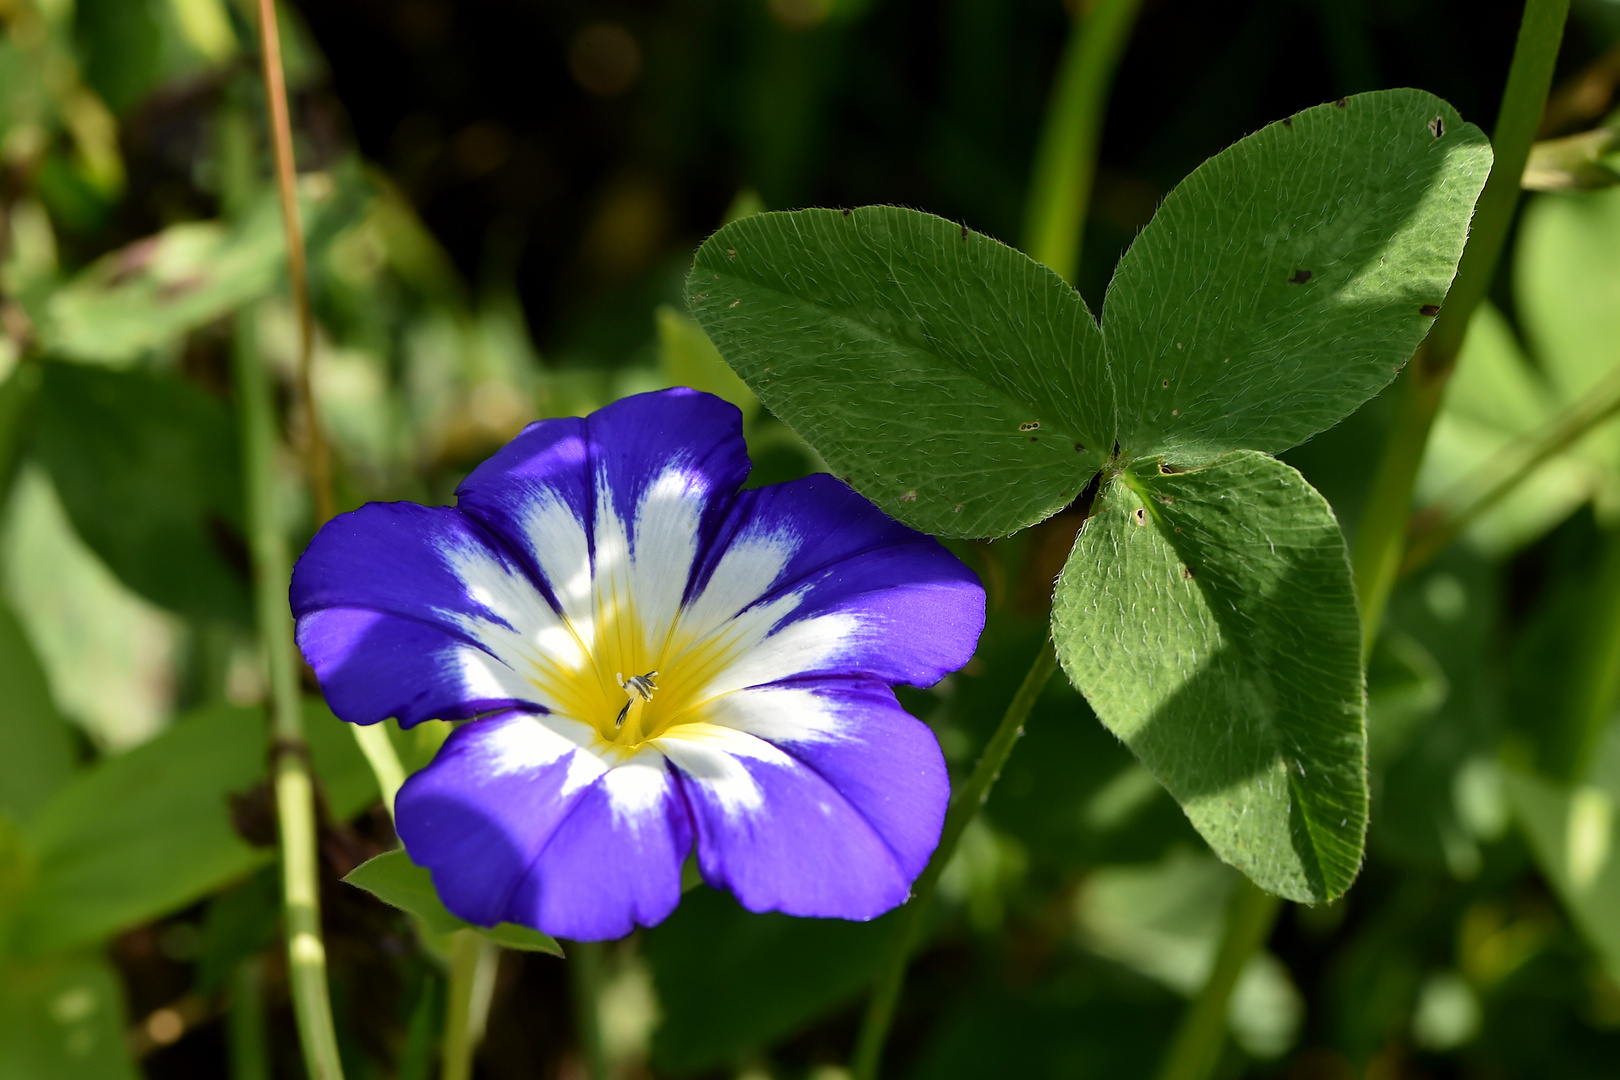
{"left": 1103, "top": 88, "right": 1491, "bottom": 461}
{"left": 343, "top": 850, "right": 562, "bottom": 956}
{"left": 1052, "top": 452, "right": 1366, "bottom": 901}
{"left": 32, "top": 361, "right": 250, "bottom": 624}
{"left": 0, "top": 955, "right": 138, "bottom": 1079}
{"left": 0, "top": 600, "right": 75, "bottom": 822}
{"left": 689, "top": 205, "right": 1111, "bottom": 538}
{"left": 13, "top": 703, "right": 268, "bottom": 957}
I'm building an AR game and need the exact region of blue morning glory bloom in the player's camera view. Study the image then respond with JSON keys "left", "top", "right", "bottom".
{"left": 290, "top": 388, "right": 986, "bottom": 941}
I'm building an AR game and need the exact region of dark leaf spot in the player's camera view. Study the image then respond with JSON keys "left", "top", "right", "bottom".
{"left": 1289, "top": 269, "right": 1312, "bottom": 284}
{"left": 725, "top": 248, "right": 737, "bottom": 260}
{"left": 1019, "top": 420, "right": 1040, "bottom": 432}
{"left": 1420, "top": 304, "right": 1441, "bottom": 317}
{"left": 1073, "top": 442, "right": 1086, "bottom": 453}
{"left": 1283, "top": 116, "right": 1293, "bottom": 127}
{"left": 1335, "top": 97, "right": 1348, "bottom": 108}
{"left": 1132, "top": 507, "right": 1148, "bottom": 526}
{"left": 1161, "top": 378, "right": 1170, "bottom": 388}
{"left": 961, "top": 223, "right": 968, "bottom": 238}
{"left": 842, "top": 208, "right": 851, "bottom": 217}
{"left": 1181, "top": 566, "right": 1195, "bottom": 580}
{"left": 1428, "top": 116, "right": 1444, "bottom": 139}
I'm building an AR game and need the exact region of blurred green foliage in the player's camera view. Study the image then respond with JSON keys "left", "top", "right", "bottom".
{"left": 1, "top": 0, "right": 1620, "bottom": 1078}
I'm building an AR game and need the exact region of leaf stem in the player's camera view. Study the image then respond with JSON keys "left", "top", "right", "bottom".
{"left": 1021, "top": 0, "right": 1145, "bottom": 284}
{"left": 850, "top": 636, "right": 1058, "bottom": 1080}
{"left": 234, "top": 317, "right": 345, "bottom": 1080}
{"left": 353, "top": 723, "right": 408, "bottom": 818}
{"left": 228, "top": 957, "right": 272, "bottom": 1080}
{"left": 441, "top": 929, "right": 500, "bottom": 1080}
{"left": 255, "top": 0, "right": 334, "bottom": 527}
{"left": 1350, "top": 0, "right": 1570, "bottom": 652}
{"left": 1402, "top": 358, "right": 1620, "bottom": 577}
{"left": 1153, "top": 877, "right": 1281, "bottom": 1080}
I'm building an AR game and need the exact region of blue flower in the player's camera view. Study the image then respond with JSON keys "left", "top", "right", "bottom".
{"left": 291, "top": 389, "right": 986, "bottom": 941}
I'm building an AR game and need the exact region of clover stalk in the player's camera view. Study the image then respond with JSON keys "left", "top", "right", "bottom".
{"left": 1351, "top": 0, "right": 1570, "bottom": 656}
{"left": 850, "top": 636, "right": 1057, "bottom": 1080}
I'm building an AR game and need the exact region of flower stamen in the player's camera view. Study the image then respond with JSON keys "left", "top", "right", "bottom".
{"left": 614, "top": 670, "right": 660, "bottom": 737}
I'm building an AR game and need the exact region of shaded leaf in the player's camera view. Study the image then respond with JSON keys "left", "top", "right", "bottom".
{"left": 1104, "top": 89, "right": 1491, "bottom": 461}
{"left": 0, "top": 955, "right": 137, "bottom": 1079}
{"left": 343, "top": 850, "right": 561, "bottom": 956}
{"left": 14, "top": 703, "right": 269, "bottom": 956}
{"left": 32, "top": 362, "right": 250, "bottom": 623}
{"left": 1052, "top": 453, "right": 1366, "bottom": 901}
{"left": 689, "top": 205, "right": 1111, "bottom": 538}
{"left": 0, "top": 600, "right": 75, "bottom": 822}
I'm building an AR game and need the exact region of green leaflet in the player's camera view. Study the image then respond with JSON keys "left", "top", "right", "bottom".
{"left": 1105, "top": 90, "right": 1491, "bottom": 460}
{"left": 12, "top": 704, "right": 269, "bottom": 957}
{"left": 0, "top": 602, "right": 75, "bottom": 823}
{"left": 689, "top": 205, "right": 1112, "bottom": 537}
{"left": 32, "top": 362, "right": 250, "bottom": 624}
{"left": 1051, "top": 452, "right": 1366, "bottom": 902}
{"left": 343, "top": 849, "right": 562, "bottom": 956}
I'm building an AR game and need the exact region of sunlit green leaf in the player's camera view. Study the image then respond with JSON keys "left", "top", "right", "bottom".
{"left": 1052, "top": 453, "right": 1366, "bottom": 901}
{"left": 32, "top": 361, "right": 250, "bottom": 623}
{"left": 690, "top": 204, "right": 1112, "bottom": 538}
{"left": 343, "top": 850, "right": 562, "bottom": 956}
{"left": 14, "top": 703, "right": 268, "bottom": 957}
{"left": 1105, "top": 89, "right": 1491, "bottom": 461}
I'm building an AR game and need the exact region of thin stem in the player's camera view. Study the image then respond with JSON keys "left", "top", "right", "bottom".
{"left": 255, "top": 0, "right": 334, "bottom": 526}
{"left": 1021, "top": 0, "right": 1145, "bottom": 284}
{"left": 1351, "top": 0, "right": 1570, "bottom": 649}
{"left": 850, "top": 636, "right": 1058, "bottom": 1080}
{"left": 1402, "top": 358, "right": 1620, "bottom": 577}
{"left": 569, "top": 939, "right": 609, "bottom": 1080}
{"left": 234, "top": 317, "right": 345, "bottom": 1080}
{"left": 227, "top": 957, "right": 272, "bottom": 1080}
{"left": 353, "top": 723, "right": 408, "bottom": 819}
{"left": 1153, "top": 878, "right": 1281, "bottom": 1080}
{"left": 441, "top": 930, "right": 500, "bottom": 1080}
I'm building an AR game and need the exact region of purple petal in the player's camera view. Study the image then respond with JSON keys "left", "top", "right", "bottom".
{"left": 291, "top": 503, "right": 559, "bottom": 727}
{"left": 396, "top": 713, "right": 694, "bottom": 941}
{"left": 687, "top": 475, "right": 986, "bottom": 688}
{"left": 656, "top": 679, "right": 948, "bottom": 920}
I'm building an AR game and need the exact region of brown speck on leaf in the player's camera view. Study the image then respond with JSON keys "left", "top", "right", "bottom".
{"left": 1028, "top": 436, "right": 1038, "bottom": 443}
{"left": 961, "top": 223, "right": 968, "bottom": 238}
{"left": 953, "top": 503, "right": 964, "bottom": 513}
{"left": 1172, "top": 409, "right": 1180, "bottom": 416}
{"left": 1074, "top": 442, "right": 1086, "bottom": 453}
{"left": 1132, "top": 507, "right": 1148, "bottom": 526}
{"left": 1223, "top": 357, "right": 1231, "bottom": 363}
{"left": 729, "top": 299, "right": 740, "bottom": 308}
{"left": 725, "top": 248, "right": 737, "bottom": 260}
{"left": 1161, "top": 378, "right": 1170, "bottom": 388}
{"left": 1289, "top": 269, "right": 1312, "bottom": 284}
{"left": 693, "top": 293, "right": 706, "bottom": 300}
{"left": 1175, "top": 342, "right": 1183, "bottom": 350}
{"left": 1019, "top": 421, "right": 1040, "bottom": 432}
{"left": 713, "top": 273, "right": 720, "bottom": 280}
{"left": 1182, "top": 566, "right": 1195, "bottom": 580}
{"left": 899, "top": 489, "right": 918, "bottom": 502}
{"left": 1420, "top": 304, "right": 1441, "bottom": 317}
{"left": 842, "top": 208, "right": 851, "bottom": 217}
{"left": 1283, "top": 116, "right": 1293, "bottom": 127}
{"left": 1428, "top": 116, "right": 1445, "bottom": 138}
{"left": 1335, "top": 97, "right": 1348, "bottom": 107}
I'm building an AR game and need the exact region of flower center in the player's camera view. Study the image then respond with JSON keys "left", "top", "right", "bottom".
{"left": 612, "top": 670, "right": 660, "bottom": 742}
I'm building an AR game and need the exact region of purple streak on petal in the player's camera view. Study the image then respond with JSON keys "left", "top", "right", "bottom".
{"left": 694, "top": 475, "right": 986, "bottom": 686}
{"left": 509, "top": 761, "right": 694, "bottom": 941}
{"left": 455, "top": 388, "right": 750, "bottom": 585}
{"left": 290, "top": 502, "right": 543, "bottom": 727}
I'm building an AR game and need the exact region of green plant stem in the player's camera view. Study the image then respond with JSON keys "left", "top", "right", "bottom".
{"left": 850, "top": 636, "right": 1058, "bottom": 1080}
{"left": 1351, "top": 0, "right": 1570, "bottom": 653}
{"left": 228, "top": 957, "right": 272, "bottom": 1080}
{"left": 1021, "top": 0, "right": 1145, "bottom": 283}
{"left": 1153, "top": 878, "right": 1281, "bottom": 1080}
{"left": 569, "top": 939, "right": 609, "bottom": 1080}
{"left": 354, "top": 724, "right": 408, "bottom": 818}
{"left": 441, "top": 929, "right": 500, "bottom": 1080}
{"left": 234, "top": 319, "right": 345, "bottom": 1080}
{"left": 1402, "top": 358, "right": 1620, "bottom": 576}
